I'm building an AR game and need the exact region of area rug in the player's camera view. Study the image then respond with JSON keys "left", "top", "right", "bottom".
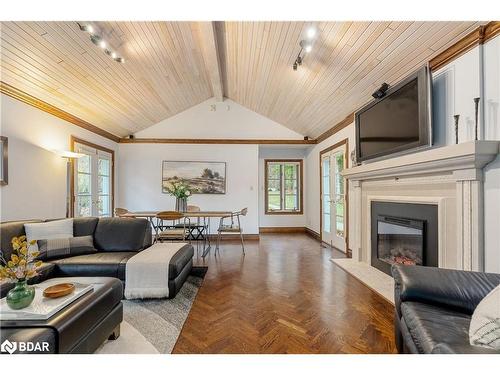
{"left": 97, "top": 273, "right": 205, "bottom": 354}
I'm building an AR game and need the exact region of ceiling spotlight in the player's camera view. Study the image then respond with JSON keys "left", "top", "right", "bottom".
{"left": 293, "top": 39, "right": 315, "bottom": 71}
{"left": 306, "top": 27, "right": 317, "bottom": 39}
{"left": 77, "top": 23, "right": 94, "bottom": 33}
{"left": 300, "top": 40, "right": 313, "bottom": 53}
{"left": 79, "top": 22, "right": 126, "bottom": 64}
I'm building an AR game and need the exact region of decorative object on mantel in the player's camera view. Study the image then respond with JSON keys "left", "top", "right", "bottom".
{"left": 162, "top": 161, "right": 226, "bottom": 194}
{"left": 0, "top": 236, "right": 42, "bottom": 310}
{"left": 474, "top": 97, "right": 480, "bottom": 141}
{"left": 453, "top": 114, "right": 460, "bottom": 144}
{"left": 163, "top": 181, "right": 191, "bottom": 212}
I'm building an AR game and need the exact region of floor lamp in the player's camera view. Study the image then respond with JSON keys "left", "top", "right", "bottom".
{"left": 55, "top": 150, "right": 84, "bottom": 218}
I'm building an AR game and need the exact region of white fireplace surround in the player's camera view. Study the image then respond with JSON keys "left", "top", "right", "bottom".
{"left": 343, "top": 141, "right": 500, "bottom": 273}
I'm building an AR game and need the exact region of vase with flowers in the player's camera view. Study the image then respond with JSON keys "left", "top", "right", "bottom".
{"left": 0, "top": 236, "right": 42, "bottom": 310}
{"left": 164, "top": 181, "right": 192, "bottom": 212}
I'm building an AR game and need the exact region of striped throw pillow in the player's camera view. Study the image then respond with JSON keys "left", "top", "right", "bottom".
{"left": 37, "top": 235, "right": 96, "bottom": 260}
{"left": 469, "top": 284, "right": 500, "bottom": 349}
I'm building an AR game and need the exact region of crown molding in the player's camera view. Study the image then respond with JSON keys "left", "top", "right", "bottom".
{"left": 315, "top": 112, "right": 355, "bottom": 144}
{"left": 119, "top": 137, "right": 317, "bottom": 145}
{"left": 0, "top": 81, "right": 121, "bottom": 143}
{"left": 430, "top": 21, "right": 499, "bottom": 72}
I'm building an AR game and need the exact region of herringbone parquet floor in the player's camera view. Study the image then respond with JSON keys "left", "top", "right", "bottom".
{"left": 173, "top": 233, "right": 396, "bottom": 354}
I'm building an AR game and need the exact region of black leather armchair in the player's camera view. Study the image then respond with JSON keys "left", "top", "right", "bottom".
{"left": 392, "top": 265, "right": 500, "bottom": 354}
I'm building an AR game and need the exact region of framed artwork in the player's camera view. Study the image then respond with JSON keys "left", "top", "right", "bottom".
{"left": 162, "top": 161, "right": 226, "bottom": 194}
{"left": 0, "top": 136, "right": 7, "bottom": 186}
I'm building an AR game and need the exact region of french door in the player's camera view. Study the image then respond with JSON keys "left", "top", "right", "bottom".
{"left": 321, "top": 143, "right": 347, "bottom": 252}
{"left": 73, "top": 141, "right": 113, "bottom": 217}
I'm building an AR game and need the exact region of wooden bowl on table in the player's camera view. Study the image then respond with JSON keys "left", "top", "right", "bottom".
{"left": 43, "top": 283, "right": 75, "bottom": 299}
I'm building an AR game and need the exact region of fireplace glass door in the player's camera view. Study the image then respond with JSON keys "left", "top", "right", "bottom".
{"left": 376, "top": 216, "right": 424, "bottom": 267}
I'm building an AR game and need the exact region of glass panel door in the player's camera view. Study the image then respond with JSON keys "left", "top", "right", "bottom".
{"left": 74, "top": 142, "right": 112, "bottom": 217}
{"left": 97, "top": 153, "right": 111, "bottom": 217}
{"left": 321, "top": 144, "right": 347, "bottom": 252}
{"left": 75, "top": 151, "right": 92, "bottom": 217}
{"left": 334, "top": 152, "right": 345, "bottom": 237}
{"left": 321, "top": 155, "right": 333, "bottom": 244}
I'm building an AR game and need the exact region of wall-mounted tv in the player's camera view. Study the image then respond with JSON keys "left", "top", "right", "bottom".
{"left": 355, "top": 66, "right": 432, "bottom": 163}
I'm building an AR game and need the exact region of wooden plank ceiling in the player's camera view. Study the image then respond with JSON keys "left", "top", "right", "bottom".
{"left": 0, "top": 21, "right": 483, "bottom": 138}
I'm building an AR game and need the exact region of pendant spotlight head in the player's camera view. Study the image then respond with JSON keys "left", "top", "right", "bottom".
{"left": 372, "top": 83, "right": 390, "bottom": 99}
{"left": 299, "top": 39, "right": 313, "bottom": 53}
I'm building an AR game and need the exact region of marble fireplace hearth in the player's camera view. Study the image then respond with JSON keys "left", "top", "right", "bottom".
{"left": 335, "top": 141, "right": 499, "bottom": 301}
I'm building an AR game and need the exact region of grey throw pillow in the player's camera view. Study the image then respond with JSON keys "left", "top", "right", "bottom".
{"left": 37, "top": 235, "right": 97, "bottom": 260}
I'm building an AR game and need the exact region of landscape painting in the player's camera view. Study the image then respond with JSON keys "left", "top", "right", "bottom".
{"left": 162, "top": 161, "right": 226, "bottom": 194}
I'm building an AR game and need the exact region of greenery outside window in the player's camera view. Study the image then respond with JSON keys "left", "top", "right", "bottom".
{"left": 265, "top": 159, "right": 303, "bottom": 215}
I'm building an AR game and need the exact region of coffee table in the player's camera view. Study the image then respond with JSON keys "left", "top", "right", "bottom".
{"left": 0, "top": 277, "right": 122, "bottom": 354}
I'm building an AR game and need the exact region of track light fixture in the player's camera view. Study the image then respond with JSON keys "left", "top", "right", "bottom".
{"left": 77, "top": 22, "right": 125, "bottom": 63}
{"left": 292, "top": 26, "right": 317, "bottom": 71}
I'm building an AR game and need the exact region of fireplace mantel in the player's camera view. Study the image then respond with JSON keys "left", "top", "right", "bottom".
{"left": 342, "top": 140, "right": 500, "bottom": 273}
{"left": 343, "top": 141, "right": 499, "bottom": 181}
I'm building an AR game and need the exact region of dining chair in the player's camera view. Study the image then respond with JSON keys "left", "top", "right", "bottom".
{"left": 175, "top": 205, "right": 206, "bottom": 254}
{"left": 215, "top": 208, "right": 248, "bottom": 255}
{"left": 155, "top": 211, "right": 191, "bottom": 243}
{"left": 114, "top": 207, "right": 129, "bottom": 217}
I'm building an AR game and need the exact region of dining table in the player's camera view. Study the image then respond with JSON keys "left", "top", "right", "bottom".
{"left": 119, "top": 210, "right": 233, "bottom": 258}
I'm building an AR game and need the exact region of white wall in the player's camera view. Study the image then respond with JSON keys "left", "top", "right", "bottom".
{"left": 118, "top": 97, "right": 304, "bottom": 234}
{"left": 258, "top": 146, "right": 307, "bottom": 228}
{"left": 135, "top": 98, "right": 304, "bottom": 140}
{"left": 117, "top": 143, "right": 259, "bottom": 234}
{"left": 432, "top": 46, "right": 481, "bottom": 146}
{"left": 0, "top": 94, "right": 118, "bottom": 221}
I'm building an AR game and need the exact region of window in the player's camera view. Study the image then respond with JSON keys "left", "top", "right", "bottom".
{"left": 265, "top": 159, "right": 303, "bottom": 214}
{"left": 72, "top": 137, "right": 114, "bottom": 217}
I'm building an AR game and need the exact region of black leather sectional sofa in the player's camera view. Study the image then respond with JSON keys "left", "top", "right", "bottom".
{"left": 0, "top": 217, "right": 194, "bottom": 299}
{"left": 392, "top": 264, "right": 500, "bottom": 354}
{"left": 0, "top": 217, "right": 194, "bottom": 353}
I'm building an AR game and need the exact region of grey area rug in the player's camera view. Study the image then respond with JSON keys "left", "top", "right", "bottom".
{"left": 97, "top": 275, "right": 203, "bottom": 354}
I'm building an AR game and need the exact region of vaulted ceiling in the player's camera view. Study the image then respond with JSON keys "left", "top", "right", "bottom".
{"left": 0, "top": 21, "right": 484, "bottom": 138}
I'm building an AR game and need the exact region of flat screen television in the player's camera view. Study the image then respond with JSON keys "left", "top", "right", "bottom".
{"left": 355, "top": 66, "right": 432, "bottom": 163}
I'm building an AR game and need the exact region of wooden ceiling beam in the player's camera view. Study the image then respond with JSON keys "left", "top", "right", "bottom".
{"left": 197, "top": 21, "right": 225, "bottom": 102}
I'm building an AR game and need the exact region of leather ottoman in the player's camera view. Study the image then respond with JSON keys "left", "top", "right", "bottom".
{"left": 0, "top": 277, "right": 122, "bottom": 354}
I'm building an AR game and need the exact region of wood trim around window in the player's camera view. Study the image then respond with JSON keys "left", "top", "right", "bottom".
{"left": 264, "top": 159, "right": 304, "bottom": 215}
{"left": 70, "top": 136, "right": 115, "bottom": 218}
{"left": 319, "top": 138, "right": 349, "bottom": 254}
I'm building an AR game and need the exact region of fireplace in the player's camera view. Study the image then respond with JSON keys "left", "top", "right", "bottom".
{"left": 371, "top": 201, "right": 438, "bottom": 276}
